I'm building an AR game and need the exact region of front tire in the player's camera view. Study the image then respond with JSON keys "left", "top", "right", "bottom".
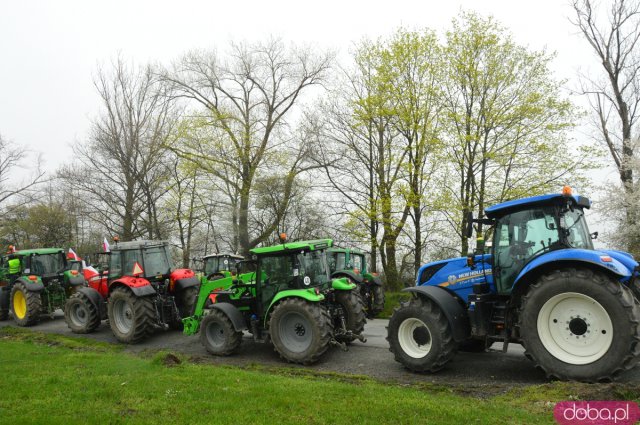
{"left": 387, "top": 297, "right": 457, "bottom": 372}
{"left": 200, "top": 309, "right": 242, "bottom": 356}
{"left": 10, "top": 282, "right": 42, "bottom": 327}
{"left": 107, "top": 287, "right": 154, "bottom": 344}
{"left": 270, "top": 298, "right": 332, "bottom": 365}
{"left": 519, "top": 268, "right": 640, "bottom": 381}
{"left": 64, "top": 291, "right": 101, "bottom": 334}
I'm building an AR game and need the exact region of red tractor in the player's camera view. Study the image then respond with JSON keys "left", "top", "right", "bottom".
{"left": 64, "top": 240, "right": 199, "bottom": 343}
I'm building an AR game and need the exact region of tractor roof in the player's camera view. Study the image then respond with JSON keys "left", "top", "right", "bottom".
{"left": 485, "top": 193, "right": 591, "bottom": 219}
{"left": 110, "top": 240, "right": 169, "bottom": 251}
{"left": 251, "top": 239, "right": 333, "bottom": 255}
{"left": 328, "top": 247, "right": 365, "bottom": 255}
{"left": 14, "top": 248, "right": 64, "bottom": 256}
{"left": 203, "top": 253, "right": 244, "bottom": 260}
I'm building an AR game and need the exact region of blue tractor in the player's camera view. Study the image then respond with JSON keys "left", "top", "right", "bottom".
{"left": 387, "top": 187, "right": 640, "bottom": 381}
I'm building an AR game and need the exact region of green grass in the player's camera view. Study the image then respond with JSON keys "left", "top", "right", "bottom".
{"left": 0, "top": 328, "right": 557, "bottom": 425}
{"left": 379, "top": 291, "right": 411, "bottom": 318}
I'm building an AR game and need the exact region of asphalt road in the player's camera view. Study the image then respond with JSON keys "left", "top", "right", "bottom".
{"left": 2, "top": 312, "right": 639, "bottom": 394}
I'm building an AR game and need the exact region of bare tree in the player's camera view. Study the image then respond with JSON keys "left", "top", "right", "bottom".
{"left": 59, "top": 57, "right": 174, "bottom": 241}
{"left": 572, "top": 0, "right": 640, "bottom": 253}
{"left": 0, "top": 134, "right": 46, "bottom": 211}
{"left": 160, "top": 39, "right": 334, "bottom": 255}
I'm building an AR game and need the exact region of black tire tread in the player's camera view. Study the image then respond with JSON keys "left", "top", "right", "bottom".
{"left": 107, "top": 287, "right": 155, "bottom": 344}
{"left": 335, "top": 290, "right": 367, "bottom": 342}
{"left": 199, "top": 308, "right": 243, "bottom": 356}
{"left": 519, "top": 267, "right": 640, "bottom": 382}
{"left": 386, "top": 297, "right": 457, "bottom": 373}
{"left": 10, "top": 281, "right": 42, "bottom": 327}
{"left": 270, "top": 298, "right": 333, "bottom": 365}
{"left": 64, "top": 291, "right": 101, "bottom": 334}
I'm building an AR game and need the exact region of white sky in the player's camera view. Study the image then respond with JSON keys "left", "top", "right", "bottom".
{"left": 0, "top": 0, "right": 608, "bottom": 181}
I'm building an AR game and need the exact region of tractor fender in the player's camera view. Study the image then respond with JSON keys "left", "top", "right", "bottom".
{"left": 174, "top": 276, "right": 200, "bottom": 292}
{"left": 67, "top": 274, "right": 85, "bottom": 287}
{"left": 331, "top": 270, "right": 364, "bottom": 284}
{"left": 75, "top": 286, "right": 107, "bottom": 319}
{"left": 331, "top": 277, "right": 357, "bottom": 291}
{"left": 264, "top": 289, "right": 325, "bottom": 325}
{"left": 110, "top": 277, "right": 156, "bottom": 297}
{"left": 211, "top": 302, "right": 247, "bottom": 332}
{"left": 402, "top": 286, "right": 470, "bottom": 342}
{"left": 512, "top": 248, "right": 632, "bottom": 294}
{"left": 16, "top": 277, "right": 44, "bottom": 292}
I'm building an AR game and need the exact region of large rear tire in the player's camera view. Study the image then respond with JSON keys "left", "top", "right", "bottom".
{"left": 334, "top": 290, "right": 366, "bottom": 343}
{"left": 64, "top": 291, "right": 101, "bottom": 334}
{"left": 519, "top": 268, "right": 640, "bottom": 381}
{"left": 10, "top": 282, "right": 42, "bottom": 327}
{"left": 387, "top": 297, "right": 458, "bottom": 372}
{"left": 200, "top": 309, "right": 242, "bottom": 356}
{"left": 107, "top": 287, "right": 154, "bottom": 344}
{"left": 270, "top": 298, "right": 332, "bottom": 365}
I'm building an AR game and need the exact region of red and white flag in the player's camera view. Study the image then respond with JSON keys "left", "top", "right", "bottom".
{"left": 68, "top": 248, "right": 81, "bottom": 261}
{"left": 103, "top": 237, "right": 110, "bottom": 252}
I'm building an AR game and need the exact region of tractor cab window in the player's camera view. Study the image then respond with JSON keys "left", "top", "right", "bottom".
{"left": 494, "top": 208, "right": 559, "bottom": 293}
{"left": 204, "top": 257, "right": 220, "bottom": 275}
{"left": 333, "top": 253, "right": 347, "bottom": 271}
{"left": 296, "top": 250, "right": 329, "bottom": 287}
{"left": 260, "top": 255, "right": 295, "bottom": 287}
{"left": 560, "top": 208, "right": 593, "bottom": 250}
{"left": 28, "top": 253, "right": 66, "bottom": 276}
{"left": 122, "top": 250, "right": 143, "bottom": 276}
{"left": 351, "top": 254, "right": 364, "bottom": 272}
{"left": 142, "top": 247, "right": 172, "bottom": 277}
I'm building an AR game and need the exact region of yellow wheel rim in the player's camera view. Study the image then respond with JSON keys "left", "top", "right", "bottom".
{"left": 13, "top": 290, "right": 26, "bottom": 319}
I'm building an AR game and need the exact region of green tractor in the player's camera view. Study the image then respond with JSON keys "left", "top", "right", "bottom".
{"left": 183, "top": 238, "right": 367, "bottom": 364}
{"left": 327, "top": 247, "right": 385, "bottom": 318}
{"left": 201, "top": 253, "right": 244, "bottom": 281}
{"left": 0, "top": 248, "right": 85, "bottom": 326}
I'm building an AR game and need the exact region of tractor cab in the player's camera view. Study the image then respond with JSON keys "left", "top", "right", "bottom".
{"left": 108, "top": 240, "right": 173, "bottom": 283}
{"left": 488, "top": 190, "right": 594, "bottom": 293}
{"left": 202, "top": 253, "right": 244, "bottom": 280}
{"left": 19, "top": 249, "right": 70, "bottom": 282}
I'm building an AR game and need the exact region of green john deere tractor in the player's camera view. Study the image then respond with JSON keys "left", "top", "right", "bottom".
{"left": 183, "top": 238, "right": 367, "bottom": 364}
{"left": 327, "top": 247, "right": 385, "bottom": 318}
{"left": 0, "top": 248, "right": 85, "bottom": 326}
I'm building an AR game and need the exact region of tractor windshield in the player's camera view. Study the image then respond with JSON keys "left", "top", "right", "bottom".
{"left": 296, "top": 250, "right": 330, "bottom": 287}
{"left": 27, "top": 253, "right": 66, "bottom": 276}
{"left": 203, "top": 257, "right": 220, "bottom": 275}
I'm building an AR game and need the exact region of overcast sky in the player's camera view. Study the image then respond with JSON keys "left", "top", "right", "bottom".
{"left": 0, "top": 0, "right": 602, "bottom": 178}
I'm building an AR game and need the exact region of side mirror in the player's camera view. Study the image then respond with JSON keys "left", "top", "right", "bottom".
{"left": 591, "top": 231, "right": 599, "bottom": 240}
{"left": 466, "top": 253, "right": 475, "bottom": 268}
{"left": 465, "top": 211, "right": 474, "bottom": 238}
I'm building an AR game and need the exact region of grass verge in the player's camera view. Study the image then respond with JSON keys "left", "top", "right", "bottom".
{"left": 379, "top": 291, "right": 411, "bottom": 319}
{"left": 0, "top": 327, "right": 558, "bottom": 425}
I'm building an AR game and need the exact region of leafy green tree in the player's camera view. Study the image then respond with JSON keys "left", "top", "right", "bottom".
{"left": 442, "top": 12, "right": 586, "bottom": 254}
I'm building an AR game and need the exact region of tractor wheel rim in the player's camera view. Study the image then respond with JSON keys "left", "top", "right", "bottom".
{"left": 204, "top": 320, "right": 225, "bottom": 347}
{"left": 537, "top": 292, "right": 613, "bottom": 365}
{"left": 13, "top": 290, "right": 27, "bottom": 319}
{"left": 278, "top": 311, "right": 312, "bottom": 353}
{"left": 69, "top": 302, "right": 88, "bottom": 326}
{"left": 112, "top": 298, "right": 133, "bottom": 334}
{"left": 398, "top": 317, "right": 432, "bottom": 358}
